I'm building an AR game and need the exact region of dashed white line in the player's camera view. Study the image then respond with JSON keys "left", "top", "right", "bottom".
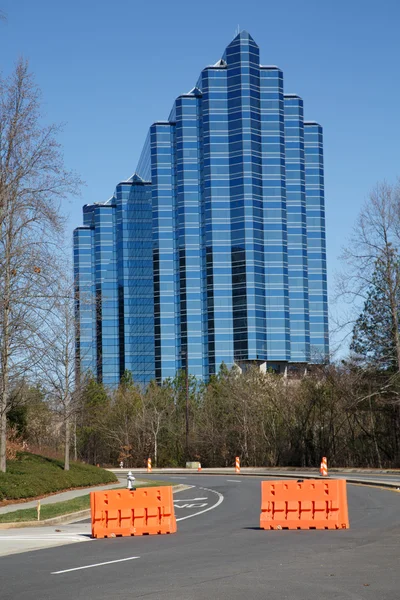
{"left": 227, "top": 479, "right": 242, "bottom": 483}
{"left": 51, "top": 556, "right": 140, "bottom": 575}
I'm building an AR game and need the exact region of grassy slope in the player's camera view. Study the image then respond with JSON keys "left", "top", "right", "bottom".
{"left": 0, "top": 452, "right": 117, "bottom": 501}
{"left": 0, "top": 480, "right": 172, "bottom": 522}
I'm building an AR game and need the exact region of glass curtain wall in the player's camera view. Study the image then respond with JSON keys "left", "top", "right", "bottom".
{"left": 304, "top": 123, "right": 329, "bottom": 361}
{"left": 74, "top": 31, "right": 329, "bottom": 387}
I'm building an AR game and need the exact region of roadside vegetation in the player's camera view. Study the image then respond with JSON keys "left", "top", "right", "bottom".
{"left": 66, "top": 364, "right": 399, "bottom": 470}
{"left": 0, "top": 453, "right": 117, "bottom": 501}
{"left": 0, "top": 479, "right": 172, "bottom": 522}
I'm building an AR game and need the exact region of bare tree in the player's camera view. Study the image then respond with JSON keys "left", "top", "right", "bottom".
{"left": 0, "top": 60, "right": 81, "bottom": 471}
{"left": 337, "top": 180, "right": 400, "bottom": 370}
{"left": 36, "top": 265, "right": 79, "bottom": 470}
{"left": 143, "top": 381, "right": 174, "bottom": 467}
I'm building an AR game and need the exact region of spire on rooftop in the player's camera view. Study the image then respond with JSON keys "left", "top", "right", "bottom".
{"left": 231, "top": 30, "right": 257, "bottom": 44}
{"left": 223, "top": 30, "right": 260, "bottom": 66}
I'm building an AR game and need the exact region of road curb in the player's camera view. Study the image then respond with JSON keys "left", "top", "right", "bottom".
{"left": 0, "top": 484, "right": 191, "bottom": 529}
{"left": 108, "top": 469, "right": 400, "bottom": 490}
{"left": 225, "top": 471, "right": 400, "bottom": 490}
{"left": 0, "top": 510, "right": 91, "bottom": 529}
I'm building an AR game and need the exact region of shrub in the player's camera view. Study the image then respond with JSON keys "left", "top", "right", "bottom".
{"left": 0, "top": 452, "right": 117, "bottom": 501}
{"left": 5, "top": 427, "right": 25, "bottom": 461}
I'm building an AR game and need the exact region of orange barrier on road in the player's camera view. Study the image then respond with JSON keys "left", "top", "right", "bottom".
{"left": 90, "top": 486, "right": 177, "bottom": 539}
{"left": 235, "top": 457, "right": 240, "bottom": 473}
{"left": 260, "top": 479, "right": 349, "bottom": 530}
{"left": 147, "top": 457, "right": 152, "bottom": 473}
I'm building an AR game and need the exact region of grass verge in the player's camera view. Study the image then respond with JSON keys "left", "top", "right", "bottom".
{"left": 0, "top": 452, "right": 117, "bottom": 502}
{"left": 0, "top": 480, "right": 172, "bottom": 523}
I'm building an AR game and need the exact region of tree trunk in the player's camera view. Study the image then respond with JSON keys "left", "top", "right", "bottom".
{"left": 0, "top": 274, "right": 9, "bottom": 472}
{"left": 369, "top": 396, "right": 383, "bottom": 469}
{"left": 387, "top": 263, "right": 400, "bottom": 371}
{"left": 0, "top": 296, "right": 8, "bottom": 472}
{"left": 0, "top": 240, "right": 11, "bottom": 473}
{"left": 64, "top": 410, "right": 70, "bottom": 471}
{"left": 64, "top": 317, "right": 71, "bottom": 470}
{"left": 73, "top": 414, "right": 77, "bottom": 462}
{"left": 392, "top": 307, "right": 400, "bottom": 372}
{"left": 0, "top": 399, "right": 7, "bottom": 472}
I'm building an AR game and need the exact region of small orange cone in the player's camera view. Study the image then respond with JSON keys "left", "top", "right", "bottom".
{"left": 198, "top": 462, "right": 202, "bottom": 472}
{"left": 320, "top": 456, "right": 328, "bottom": 477}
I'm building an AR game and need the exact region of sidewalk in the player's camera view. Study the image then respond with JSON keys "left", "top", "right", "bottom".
{"left": 0, "top": 524, "right": 92, "bottom": 557}
{"left": 0, "top": 484, "right": 188, "bottom": 557}
{"left": 0, "top": 478, "right": 125, "bottom": 515}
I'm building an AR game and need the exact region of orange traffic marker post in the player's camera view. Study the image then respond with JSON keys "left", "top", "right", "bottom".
{"left": 320, "top": 456, "right": 328, "bottom": 477}
{"left": 198, "top": 462, "right": 202, "bottom": 472}
{"left": 260, "top": 479, "right": 349, "bottom": 530}
{"left": 147, "top": 457, "right": 152, "bottom": 473}
{"left": 235, "top": 456, "right": 240, "bottom": 473}
{"left": 91, "top": 486, "right": 177, "bottom": 539}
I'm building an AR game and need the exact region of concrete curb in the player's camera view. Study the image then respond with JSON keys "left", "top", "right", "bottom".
{"left": 108, "top": 469, "right": 400, "bottom": 490}
{"left": 226, "top": 471, "right": 400, "bottom": 490}
{"left": 108, "top": 467, "right": 400, "bottom": 474}
{"left": 0, "top": 484, "right": 190, "bottom": 529}
{"left": 0, "top": 510, "right": 91, "bottom": 529}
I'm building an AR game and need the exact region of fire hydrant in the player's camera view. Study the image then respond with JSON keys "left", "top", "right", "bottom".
{"left": 127, "top": 471, "right": 136, "bottom": 491}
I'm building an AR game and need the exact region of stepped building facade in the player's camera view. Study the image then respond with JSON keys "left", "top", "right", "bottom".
{"left": 74, "top": 31, "right": 329, "bottom": 387}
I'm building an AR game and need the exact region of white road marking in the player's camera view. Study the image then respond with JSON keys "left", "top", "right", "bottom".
{"left": 170, "top": 477, "right": 187, "bottom": 479}
{"left": 173, "top": 497, "right": 207, "bottom": 501}
{"left": 227, "top": 479, "right": 242, "bottom": 482}
{"left": 174, "top": 503, "right": 208, "bottom": 509}
{"left": 176, "top": 486, "right": 223, "bottom": 522}
{"left": 0, "top": 535, "right": 88, "bottom": 541}
{"left": 51, "top": 556, "right": 140, "bottom": 575}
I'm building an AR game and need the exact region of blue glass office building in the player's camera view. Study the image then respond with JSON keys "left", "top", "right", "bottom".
{"left": 74, "top": 32, "right": 329, "bottom": 387}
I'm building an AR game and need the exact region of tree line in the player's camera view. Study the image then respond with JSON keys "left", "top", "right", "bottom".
{"left": 7, "top": 363, "right": 400, "bottom": 469}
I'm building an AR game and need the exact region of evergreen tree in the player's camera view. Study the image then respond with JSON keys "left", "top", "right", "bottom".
{"left": 77, "top": 376, "right": 110, "bottom": 464}
{"left": 351, "top": 248, "right": 400, "bottom": 370}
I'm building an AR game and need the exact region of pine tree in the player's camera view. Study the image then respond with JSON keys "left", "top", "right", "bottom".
{"left": 351, "top": 248, "right": 400, "bottom": 370}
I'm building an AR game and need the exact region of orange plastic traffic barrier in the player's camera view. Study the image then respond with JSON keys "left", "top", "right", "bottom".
{"left": 320, "top": 456, "right": 328, "bottom": 477}
{"left": 147, "top": 457, "right": 152, "bottom": 473}
{"left": 235, "top": 456, "right": 240, "bottom": 473}
{"left": 90, "top": 486, "right": 177, "bottom": 539}
{"left": 260, "top": 479, "right": 349, "bottom": 530}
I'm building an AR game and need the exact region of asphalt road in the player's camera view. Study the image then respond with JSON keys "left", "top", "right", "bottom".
{"left": 0, "top": 474, "right": 399, "bottom": 600}
{"left": 111, "top": 467, "right": 400, "bottom": 487}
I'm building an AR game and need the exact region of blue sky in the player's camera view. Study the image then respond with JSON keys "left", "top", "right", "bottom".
{"left": 2, "top": 0, "right": 400, "bottom": 351}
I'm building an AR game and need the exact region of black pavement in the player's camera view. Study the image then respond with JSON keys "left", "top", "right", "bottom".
{"left": 0, "top": 474, "right": 399, "bottom": 599}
